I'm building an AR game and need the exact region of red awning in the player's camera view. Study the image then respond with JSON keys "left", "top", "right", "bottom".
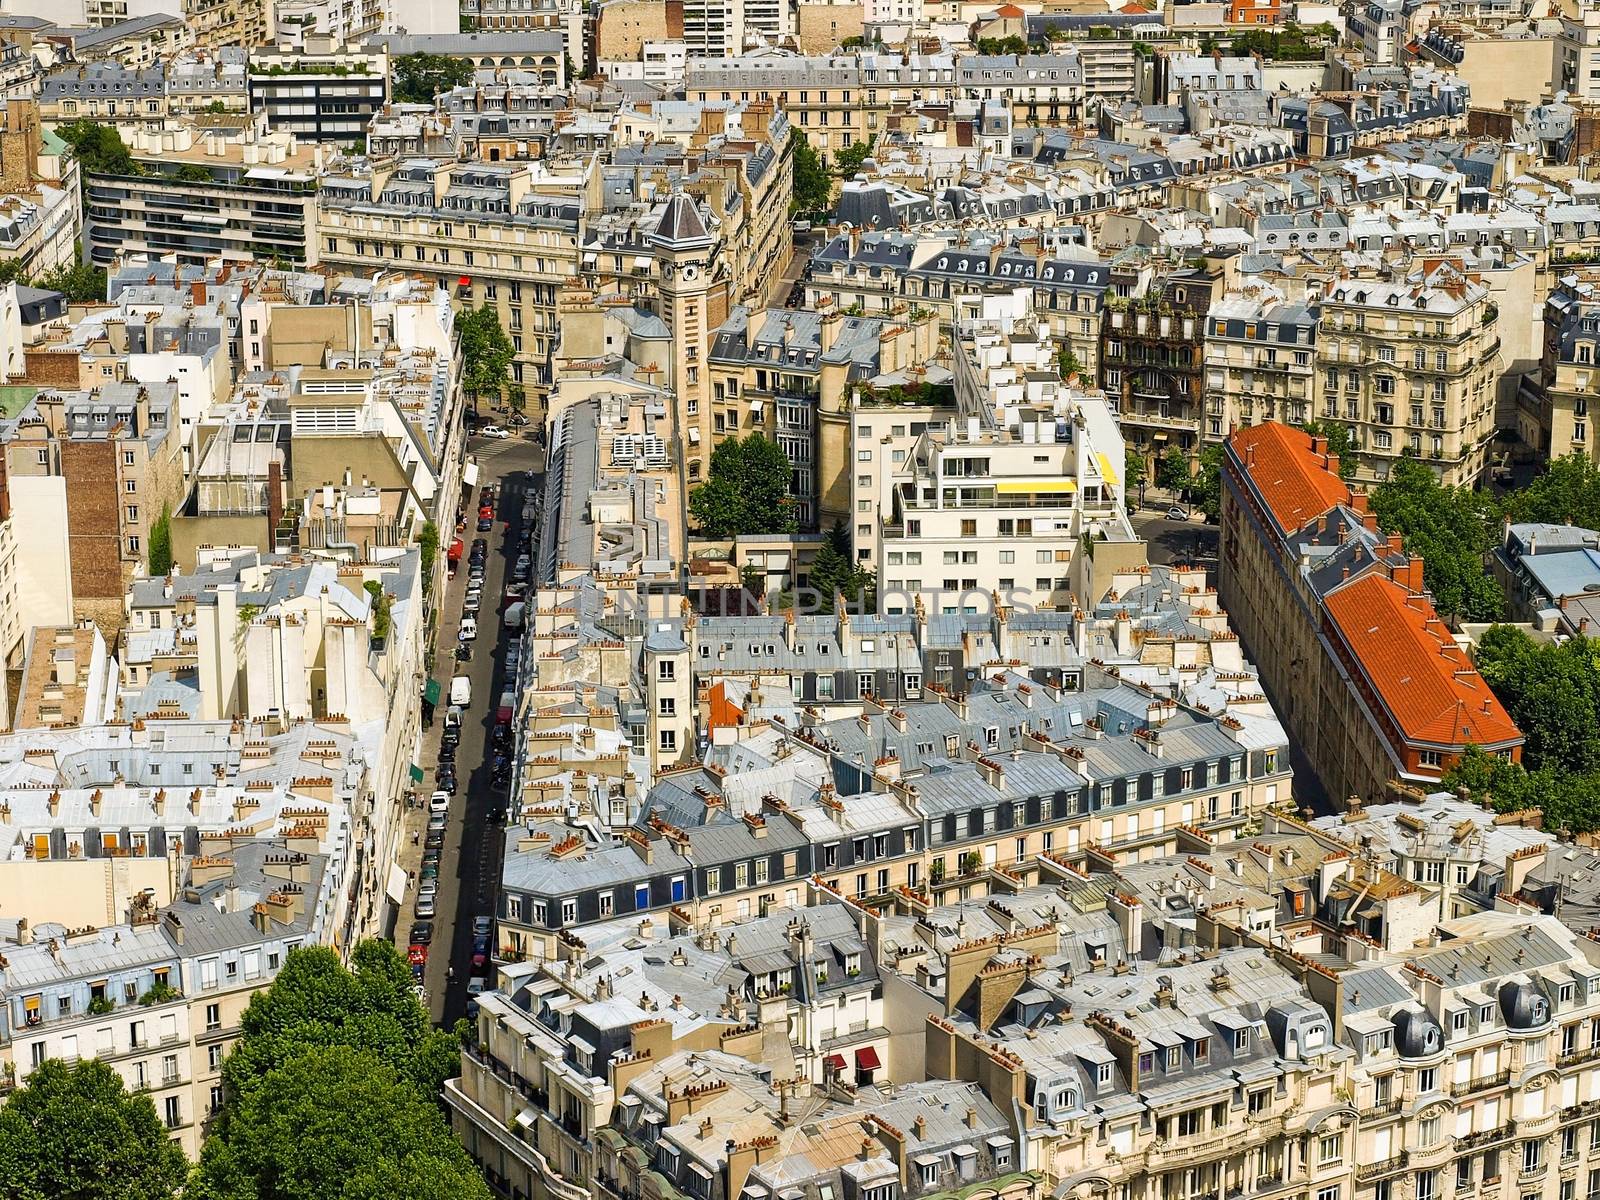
{"left": 458, "top": 275, "right": 472, "bottom": 287}
{"left": 855, "top": 1046, "right": 881, "bottom": 1071}
{"left": 447, "top": 538, "right": 464, "bottom": 561}
{"left": 824, "top": 1054, "right": 846, "bottom": 1071}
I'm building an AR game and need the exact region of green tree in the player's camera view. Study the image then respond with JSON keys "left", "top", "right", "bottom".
{"left": 1156, "top": 446, "right": 1189, "bottom": 494}
{"left": 1371, "top": 458, "right": 1503, "bottom": 621}
{"left": 173, "top": 163, "right": 214, "bottom": 183}
{"left": 391, "top": 52, "right": 475, "bottom": 104}
{"left": 1302, "top": 419, "right": 1358, "bottom": 480}
{"left": 456, "top": 306, "right": 514, "bottom": 403}
{"left": 57, "top": 120, "right": 142, "bottom": 189}
{"left": 193, "top": 1045, "right": 489, "bottom": 1200}
{"left": 219, "top": 941, "right": 461, "bottom": 1107}
{"left": 35, "top": 260, "right": 107, "bottom": 304}
{"left": 1057, "top": 345, "right": 1083, "bottom": 380}
{"left": 1473, "top": 625, "right": 1600, "bottom": 775}
{"left": 689, "top": 434, "right": 798, "bottom": 538}
{"left": 1503, "top": 454, "right": 1600, "bottom": 530}
{"left": 975, "top": 35, "right": 1029, "bottom": 54}
{"left": 806, "top": 521, "right": 875, "bottom": 612}
{"left": 147, "top": 502, "right": 172, "bottom": 577}
{"left": 0, "top": 259, "right": 28, "bottom": 286}
{"left": 833, "top": 135, "right": 877, "bottom": 178}
{"left": 1123, "top": 446, "right": 1146, "bottom": 495}
{"left": 1189, "top": 444, "right": 1226, "bottom": 522}
{"left": 0, "top": 1058, "right": 188, "bottom": 1200}
{"left": 418, "top": 519, "right": 439, "bottom": 591}
{"left": 789, "top": 129, "right": 831, "bottom": 215}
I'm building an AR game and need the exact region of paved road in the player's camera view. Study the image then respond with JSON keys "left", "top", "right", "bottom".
{"left": 402, "top": 433, "right": 543, "bottom": 1027}
{"left": 1131, "top": 505, "right": 1217, "bottom": 570}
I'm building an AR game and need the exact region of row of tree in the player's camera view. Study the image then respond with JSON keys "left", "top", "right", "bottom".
{"left": 1, "top": 940, "right": 487, "bottom": 1200}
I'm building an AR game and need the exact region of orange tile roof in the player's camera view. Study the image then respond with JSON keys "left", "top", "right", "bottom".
{"left": 1230, "top": 422, "right": 1351, "bottom": 536}
{"left": 994, "top": 3, "right": 1025, "bottom": 14}
{"left": 707, "top": 681, "right": 744, "bottom": 731}
{"left": 1323, "top": 573, "right": 1521, "bottom": 749}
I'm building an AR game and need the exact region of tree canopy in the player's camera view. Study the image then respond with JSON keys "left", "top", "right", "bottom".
{"left": 193, "top": 1046, "right": 489, "bottom": 1200}
{"left": 194, "top": 941, "right": 477, "bottom": 1200}
{"left": 789, "top": 130, "right": 831, "bottom": 215}
{"left": 1502, "top": 453, "right": 1600, "bottom": 530}
{"left": 806, "top": 522, "right": 875, "bottom": 612}
{"left": 689, "top": 434, "right": 798, "bottom": 538}
{"left": 220, "top": 941, "right": 460, "bottom": 1106}
{"left": 457, "top": 306, "right": 514, "bottom": 401}
{"left": 0, "top": 1058, "right": 189, "bottom": 1200}
{"left": 1472, "top": 625, "right": 1600, "bottom": 775}
{"left": 391, "top": 53, "right": 475, "bottom": 104}
{"left": 57, "top": 120, "right": 142, "bottom": 179}
{"left": 832, "top": 136, "right": 877, "bottom": 178}
{"left": 1370, "top": 457, "right": 1503, "bottom": 622}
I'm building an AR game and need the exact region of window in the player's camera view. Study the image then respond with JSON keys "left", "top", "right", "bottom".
{"left": 1418, "top": 1067, "right": 1437, "bottom": 1095}
{"left": 1318, "top": 1134, "right": 1343, "bottom": 1165}
{"left": 205, "top": 1003, "right": 220, "bottom": 1032}
{"left": 659, "top": 729, "right": 677, "bottom": 752}
{"left": 656, "top": 659, "right": 675, "bottom": 681}
{"left": 560, "top": 898, "right": 578, "bottom": 926}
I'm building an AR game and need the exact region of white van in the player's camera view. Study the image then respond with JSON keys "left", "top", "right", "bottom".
{"left": 450, "top": 675, "right": 472, "bottom": 707}
{"left": 504, "top": 602, "right": 525, "bottom": 630}
{"left": 458, "top": 617, "right": 478, "bottom": 642}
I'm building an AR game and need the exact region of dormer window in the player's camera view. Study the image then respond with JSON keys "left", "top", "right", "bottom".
{"left": 1096, "top": 1062, "right": 1113, "bottom": 1087}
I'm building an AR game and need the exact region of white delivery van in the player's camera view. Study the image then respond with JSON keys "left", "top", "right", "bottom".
{"left": 504, "top": 602, "right": 525, "bottom": 629}
{"left": 450, "top": 675, "right": 472, "bottom": 706}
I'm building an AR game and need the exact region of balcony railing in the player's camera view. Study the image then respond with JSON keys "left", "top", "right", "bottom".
{"left": 1452, "top": 1069, "right": 1511, "bottom": 1097}
{"left": 1357, "top": 1154, "right": 1409, "bottom": 1181}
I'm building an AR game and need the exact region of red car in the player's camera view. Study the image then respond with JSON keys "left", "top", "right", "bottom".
{"left": 408, "top": 945, "right": 427, "bottom": 966}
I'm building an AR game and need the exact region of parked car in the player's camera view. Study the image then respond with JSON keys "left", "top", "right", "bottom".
{"left": 471, "top": 932, "right": 491, "bottom": 956}
{"left": 472, "top": 916, "right": 493, "bottom": 937}
{"left": 443, "top": 705, "right": 462, "bottom": 730}
{"left": 409, "top": 922, "right": 433, "bottom": 946}
{"left": 415, "top": 894, "right": 436, "bottom": 918}
{"left": 429, "top": 791, "right": 450, "bottom": 814}
{"left": 479, "top": 425, "right": 510, "bottom": 439}
{"left": 466, "top": 975, "right": 486, "bottom": 995}
{"left": 437, "top": 742, "right": 456, "bottom": 766}
{"left": 427, "top": 811, "right": 447, "bottom": 832}
{"left": 1166, "top": 506, "right": 1189, "bottom": 521}
{"left": 458, "top": 617, "right": 478, "bottom": 642}
{"left": 450, "top": 676, "right": 471, "bottom": 707}
{"left": 424, "top": 828, "right": 445, "bottom": 851}
{"left": 476, "top": 516, "right": 493, "bottom": 531}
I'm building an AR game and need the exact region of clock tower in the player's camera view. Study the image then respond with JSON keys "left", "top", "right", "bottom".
{"left": 647, "top": 191, "right": 720, "bottom": 487}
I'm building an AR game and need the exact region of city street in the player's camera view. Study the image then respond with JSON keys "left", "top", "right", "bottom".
{"left": 1131, "top": 507, "right": 1218, "bottom": 568}
{"left": 400, "top": 432, "right": 543, "bottom": 1027}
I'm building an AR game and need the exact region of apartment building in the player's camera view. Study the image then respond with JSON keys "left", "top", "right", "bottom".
{"left": 0, "top": 101, "right": 79, "bottom": 283}
{"left": 0, "top": 383, "right": 185, "bottom": 636}
{"left": 81, "top": 122, "right": 323, "bottom": 269}
{"left": 247, "top": 46, "right": 388, "bottom": 142}
{"left": 0, "top": 721, "right": 358, "bottom": 1155}
{"left": 874, "top": 289, "right": 1136, "bottom": 615}
{"left": 1103, "top": 266, "right": 1223, "bottom": 478}
{"left": 1525, "top": 268, "right": 1600, "bottom": 463}
{"left": 684, "top": 53, "right": 869, "bottom": 165}
{"left": 493, "top": 662, "right": 1291, "bottom": 960}
{"left": 1314, "top": 264, "right": 1502, "bottom": 486}
{"left": 40, "top": 53, "right": 247, "bottom": 127}
{"left": 1203, "top": 290, "right": 1319, "bottom": 445}
{"left": 319, "top": 157, "right": 587, "bottom": 407}
{"left": 710, "top": 305, "right": 938, "bottom": 531}
{"left": 1219, "top": 422, "right": 1522, "bottom": 809}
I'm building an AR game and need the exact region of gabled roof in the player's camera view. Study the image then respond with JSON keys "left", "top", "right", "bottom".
{"left": 1322, "top": 572, "right": 1521, "bottom": 749}
{"left": 1229, "top": 422, "right": 1350, "bottom": 537}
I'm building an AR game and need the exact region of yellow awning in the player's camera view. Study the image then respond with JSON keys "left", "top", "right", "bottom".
{"left": 1096, "top": 452, "right": 1120, "bottom": 488}
{"left": 996, "top": 479, "right": 1077, "bottom": 495}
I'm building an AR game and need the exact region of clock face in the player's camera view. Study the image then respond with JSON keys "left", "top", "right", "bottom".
{"left": 681, "top": 264, "right": 699, "bottom": 281}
